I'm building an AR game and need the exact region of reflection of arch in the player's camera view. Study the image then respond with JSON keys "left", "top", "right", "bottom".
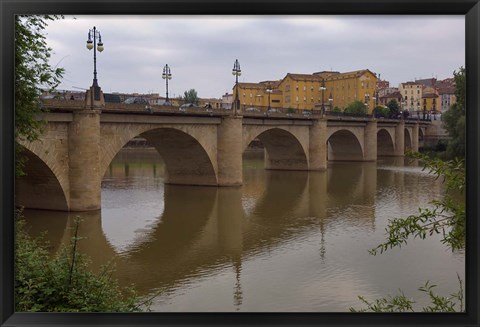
{"left": 100, "top": 126, "right": 218, "bottom": 186}
{"left": 16, "top": 148, "right": 69, "bottom": 210}
{"left": 249, "top": 170, "right": 308, "bottom": 220}
{"left": 117, "top": 184, "right": 218, "bottom": 293}
{"left": 327, "top": 130, "right": 363, "bottom": 161}
{"left": 404, "top": 128, "right": 412, "bottom": 151}
{"left": 377, "top": 128, "right": 395, "bottom": 156}
{"left": 245, "top": 128, "right": 308, "bottom": 170}
{"left": 327, "top": 162, "right": 363, "bottom": 205}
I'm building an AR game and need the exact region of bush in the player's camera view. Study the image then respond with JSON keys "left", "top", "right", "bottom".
{"left": 344, "top": 100, "right": 368, "bottom": 115}
{"left": 15, "top": 214, "right": 149, "bottom": 312}
{"left": 373, "top": 105, "right": 389, "bottom": 118}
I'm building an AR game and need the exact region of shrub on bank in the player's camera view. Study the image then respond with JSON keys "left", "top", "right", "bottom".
{"left": 15, "top": 213, "right": 148, "bottom": 312}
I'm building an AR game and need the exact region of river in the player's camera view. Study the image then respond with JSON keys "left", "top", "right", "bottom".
{"left": 22, "top": 148, "right": 465, "bottom": 312}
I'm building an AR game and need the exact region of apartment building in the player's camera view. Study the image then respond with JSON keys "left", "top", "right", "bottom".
{"left": 398, "top": 81, "right": 423, "bottom": 113}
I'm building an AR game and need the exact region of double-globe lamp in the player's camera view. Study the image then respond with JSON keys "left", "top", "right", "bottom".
{"left": 232, "top": 59, "right": 241, "bottom": 115}
{"left": 86, "top": 26, "right": 104, "bottom": 101}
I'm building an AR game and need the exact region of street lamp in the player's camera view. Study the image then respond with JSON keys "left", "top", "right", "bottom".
{"left": 162, "top": 64, "right": 172, "bottom": 104}
{"left": 320, "top": 79, "right": 326, "bottom": 114}
{"left": 232, "top": 59, "right": 241, "bottom": 115}
{"left": 266, "top": 88, "right": 272, "bottom": 111}
{"left": 86, "top": 26, "right": 104, "bottom": 101}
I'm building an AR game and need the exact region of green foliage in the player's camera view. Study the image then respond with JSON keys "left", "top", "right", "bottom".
{"left": 15, "top": 214, "right": 149, "bottom": 312}
{"left": 15, "top": 15, "right": 65, "bottom": 176}
{"left": 350, "top": 276, "right": 464, "bottom": 312}
{"left": 373, "top": 105, "right": 389, "bottom": 118}
{"left": 344, "top": 100, "right": 368, "bottom": 115}
{"left": 370, "top": 152, "right": 465, "bottom": 255}
{"left": 441, "top": 67, "right": 465, "bottom": 159}
{"left": 332, "top": 106, "right": 342, "bottom": 112}
{"left": 386, "top": 99, "right": 400, "bottom": 118}
{"left": 286, "top": 107, "right": 296, "bottom": 113}
{"left": 181, "top": 89, "right": 199, "bottom": 105}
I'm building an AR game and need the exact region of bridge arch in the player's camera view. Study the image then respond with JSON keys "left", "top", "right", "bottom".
{"left": 243, "top": 127, "right": 308, "bottom": 170}
{"left": 327, "top": 129, "right": 364, "bottom": 161}
{"left": 100, "top": 124, "right": 218, "bottom": 186}
{"left": 377, "top": 128, "right": 395, "bottom": 156}
{"left": 16, "top": 147, "right": 69, "bottom": 210}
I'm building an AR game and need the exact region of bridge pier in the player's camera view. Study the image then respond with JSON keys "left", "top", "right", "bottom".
{"left": 394, "top": 120, "right": 405, "bottom": 156}
{"left": 309, "top": 119, "right": 327, "bottom": 170}
{"left": 364, "top": 120, "right": 377, "bottom": 161}
{"left": 68, "top": 109, "right": 102, "bottom": 211}
{"left": 411, "top": 123, "right": 419, "bottom": 152}
{"left": 217, "top": 116, "right": 243, "bottom": 186}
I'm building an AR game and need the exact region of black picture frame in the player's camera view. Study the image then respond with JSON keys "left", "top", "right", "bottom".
{"left": 1, "top": 0, "right": 479, "bottom": 326}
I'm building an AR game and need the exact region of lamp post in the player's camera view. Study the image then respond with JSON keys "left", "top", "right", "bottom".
{"left": 266, "top": 88, "right": 272, "bottom": 111}
{"left": 320, "top": 79, "right": 326, "bottom": 114}
{"left": 162, "top": 64, "right": 172, "bottom": 104}
{"left": 86, "top": 26, "right": 104, "bottom": 101}
{"left": 232, "top": 59, "right": 241, "bottom": 115}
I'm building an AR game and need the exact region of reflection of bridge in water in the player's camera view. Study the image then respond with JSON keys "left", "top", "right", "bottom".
{"left": 16, "top": 95, "right": 433, "bottom": 212}
{"left": 32, "top": 160, "right": 380, "bottom": 298}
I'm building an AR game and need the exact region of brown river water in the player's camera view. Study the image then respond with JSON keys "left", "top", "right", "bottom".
{"left": 22, "top": 148, "right": 464, "bottom": 312}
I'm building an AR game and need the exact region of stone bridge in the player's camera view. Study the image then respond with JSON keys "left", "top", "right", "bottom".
{"left": 16, "top": 95, "right": 431, "bottom": 212}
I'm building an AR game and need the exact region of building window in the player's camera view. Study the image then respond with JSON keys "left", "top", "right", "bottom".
{"left": 303, "top": 96, "right": 306, "bottom": 102}
{"left": 296, "top": 96, "right": 299, "bottom": 102}
{"left": 303, "top": 86, "right": 306, "bottom": 91}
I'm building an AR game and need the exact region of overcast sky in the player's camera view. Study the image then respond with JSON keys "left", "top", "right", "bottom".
{"left": 44, "top": 15, "right": 465, "bottom": 99}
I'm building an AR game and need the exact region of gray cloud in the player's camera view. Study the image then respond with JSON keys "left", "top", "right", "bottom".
{"left": 45, "top": 15, "right": 464, "bottom": 98}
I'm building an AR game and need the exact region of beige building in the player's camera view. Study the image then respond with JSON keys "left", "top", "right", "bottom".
{"left": 398, "top": 81, "right": 423, "bottom": 113}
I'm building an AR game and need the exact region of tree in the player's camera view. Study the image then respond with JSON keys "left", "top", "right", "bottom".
{"left": 373, "top": 105, "right": 389, "bottom": 118}
{"left": 344, "top": 100, "right": 368, "bottom": 115}
{"left": 15, "top": 15, "right": 64, "bottom": 176}
{"left": 441, "top": 67, "right": 465, "bottom": 159}
{"left": 386, "top": 99, "right": 400, "bottom": 118}
{"left": 181, "top": 89, "right": 199, "bottom": 105}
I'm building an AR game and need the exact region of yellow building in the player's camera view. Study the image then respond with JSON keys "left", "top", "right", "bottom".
{"left": 234, "top": 69, "right": 378, "bottom": 113}
{"left": 314, "top": 70, "right": 378, "bottom": 112}
{"left": 277, "top": 73, "right": 322, "bottom": 111}
{"left": 234, "top": 80, "right": 282, "bottom": 110}
{"left": 421, "top": 87, "right": 440, "bottom": 115}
